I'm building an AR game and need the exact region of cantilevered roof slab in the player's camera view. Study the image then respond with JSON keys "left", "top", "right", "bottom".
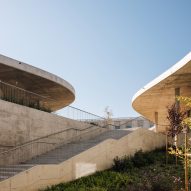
{"left": 0, "top": 54, "right": 75, "bottom": 111}
{"left": 132, "top": 52, "right": 191, "bottom": 132}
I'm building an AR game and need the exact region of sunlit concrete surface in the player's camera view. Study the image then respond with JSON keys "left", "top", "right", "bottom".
{"left": 0, "top": 128, "right": 165, "bottom": 191}
{"left": 132, "top": 52, "right": 191, "bottom": 132}
{"left": 76, "top": 162, "right": 97, "bottom": 178}
{"left": 0, "top": 54, "right": 75, "bottom": 111}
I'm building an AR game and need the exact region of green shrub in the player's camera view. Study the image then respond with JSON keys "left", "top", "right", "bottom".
{"left": 132, "top": 150, "right": 151, "bottom": 167}
{"left": 112, "top": 156, "right": 134, "bottom": 172}
{"left": 150, "top": 175, "right": 173, "bottom": 191}
{"left": 112, "top": 149, "right": 165, "bottom": 172}
{"left": 41, "top": 148, "right": 184, "bottom": 191}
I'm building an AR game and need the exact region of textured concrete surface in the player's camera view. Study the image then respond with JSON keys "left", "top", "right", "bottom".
{"left": 0, "top": 99, "right": 93, "bottom": 147}
{"left": 0, "top": 128, "right": 165, "bottom": 191}
{"left": 24, "top": 130, "right": 131, "bottom": 164}
{"left": 132, "top": 52, "right": 191, "bottom": 132}
{"left": 0, "top": 54, "right": 75, "bottom": 111}
{"left": 0, "top": 99, "right": 108, "bottom": 166}
{"left": 0, "top": 130, "right": 130, "bottom": 181}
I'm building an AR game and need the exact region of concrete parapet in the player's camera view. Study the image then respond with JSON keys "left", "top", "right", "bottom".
{"left": 0, "top": 128, "right": 165, "bottom": 191}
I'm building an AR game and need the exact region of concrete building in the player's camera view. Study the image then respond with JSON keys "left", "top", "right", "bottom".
{"left": 111, "top": 116, "right": 153, "bottom": 129}
{"left": 0, "top": 54, "right": 78, "bottom": 150}
{"left": 0, "top": 54, "right": 75, "bottom": 111}
{"left": 0, "top": 54, "right": 166, "bottom": 191}
{"left": 132, "top": 52, "right": 191, "bottom": 132}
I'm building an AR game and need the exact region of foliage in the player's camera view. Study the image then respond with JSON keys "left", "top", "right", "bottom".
{"left": 177, "top": 96, "right": 191, "bottom": 108}
{"left": 167, "top": 96, "right": 191, "bottom": 191}
{"left": 112, "top": 155, "right": 134, "bottom": 172}
{"left": 41, "top": 148, "right": 184, "bottom": 191}
{"left": 167, "top": 103, "right": 187, "bottom": 137}
{"left": 112, "top": 148, "right": 168, "bottom": 172}
{"left": 176, "top": 96, "right": 191, "bottom": 128}
{"left": 168, "top": 146, "right": 184, "bottom": 160}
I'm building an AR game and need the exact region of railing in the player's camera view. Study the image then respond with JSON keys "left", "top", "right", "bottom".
{"left": 0, "top": 124, "right": 108, "bottom": 166}
{"left": 0, "top": 80, "right": 109, "bottom": 167}
{"left": 0, "top": 80, "right": 105, "bottom": 124}
{"left": 55, "top": 105, "right": 106, "bottom": 125}
{"left": 0, "top": 80, "right": 151, "bottom": 181}
{"left": 0, "top": 117, "right": 136, "bottom": 167}
{"left": 121, "top": 116, "right": 144, "bottom": 128}
{"left": 0, "top": 120, "right": 149, "bottom": 181}
{"left": 114, "top": 116, "right": 154, "bottom": 129}
{"left": 0, "top": 80, "right": 52, "bottom": 112}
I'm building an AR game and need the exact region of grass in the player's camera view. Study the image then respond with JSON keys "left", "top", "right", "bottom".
{"left": 41, "top": 148, "right": 185, "bottom": 191}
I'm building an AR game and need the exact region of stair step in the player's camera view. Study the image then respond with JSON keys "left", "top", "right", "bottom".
{"left": 0, "top": 167, "right": 27, "bottom": 172}
{"left": 0, "top": 171, "right": 18, "bottom": 176}
{"left": 0, "top": 130, "right": 131, "bottom": 181}
{"left": 3, "top": 164, "right": 34, "bottom": 167}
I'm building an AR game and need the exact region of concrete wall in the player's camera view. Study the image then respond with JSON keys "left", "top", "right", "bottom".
{"left": 0, "top": 128, "right": 166, "bottom": 191}
{"left": 0, "top": 99, "right": 105, "bottom": 146}
{"left": 0, "top": 100, "right": 107, "bottom": 165}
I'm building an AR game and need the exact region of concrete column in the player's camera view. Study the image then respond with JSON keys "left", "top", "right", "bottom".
{"left": 155, "top": 112, "right": 158, "bottom": 131}
{"left": 175, "top": 87, "right": 180, "bottom": 107}
{"left": 174, "top": 88, "right": 180, "bottom": 147}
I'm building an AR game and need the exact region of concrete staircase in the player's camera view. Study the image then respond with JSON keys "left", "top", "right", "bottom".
{"left": 0, "top": 129, "right": 131, "bottom": 181}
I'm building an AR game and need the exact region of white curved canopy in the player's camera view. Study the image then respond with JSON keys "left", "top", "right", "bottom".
{"left": 132, "top": 52, "right": 191, "bottom": 132}
{"left": 0, "top": 54, "right": 75, "bottom": 111}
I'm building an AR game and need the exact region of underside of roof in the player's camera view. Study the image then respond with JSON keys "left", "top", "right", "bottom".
{"left": 0, "top": 55, "right": 75, "bottom": 111}
{"left": 132, "top": 52, "right": 191, "bottom": 132}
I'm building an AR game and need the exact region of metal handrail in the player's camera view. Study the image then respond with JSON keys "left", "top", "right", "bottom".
{"left": 0, "top": 101, "right": 147, "bottom": 158}
{"left": 117, "top": 116, "right": 153, "bottom": 127}
{"left": 16, "top": 127, "right": 105, "bottom": 146}
{"left": 0, "top": 80, "right": 54, "bottom": 101}
{"left": 0, "top": 123, "right": 106, "bottom": 156}
{"left": 0, "top": 80, "right": 105, "bottom": 120}
{"left": 67, "top": 105, "right": 105, "bottom": 120}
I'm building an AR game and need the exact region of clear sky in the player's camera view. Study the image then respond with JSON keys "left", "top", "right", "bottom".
{"left": 0, "top": 0, "right": 190, "bottom": 117}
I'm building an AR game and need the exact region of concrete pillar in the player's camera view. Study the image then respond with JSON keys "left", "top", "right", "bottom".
{"left": 155, "top": 112, "right": 158, "bottom": 131}
{"left": 175, "top": 87, "right": 180, "bottom": 107}
{"left": 174, "top": 87, "right": 180, "bottom": 147}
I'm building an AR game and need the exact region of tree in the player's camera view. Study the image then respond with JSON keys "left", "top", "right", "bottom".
{"left": 167, "top": 103, "right": 186, "bottom": 138}
{"left": 104, "top": 106, "right": 113, "bottom": 126}
{"left": 167, "top": 96, "right": 191, "bottom": 191}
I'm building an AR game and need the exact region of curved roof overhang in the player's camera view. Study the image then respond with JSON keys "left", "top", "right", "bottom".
{"left": 132, "top": 52, "right": 191, "bottom": 132}
{"left": 0, "top": 54, "right": 75, "bottom": 111}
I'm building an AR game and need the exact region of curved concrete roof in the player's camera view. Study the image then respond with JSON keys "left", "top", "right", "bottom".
{"left": 132, "top": 52, "right": 191, "bottom": 132}
{"left": 0, "top": 54, "right": 75, "bottom": 111}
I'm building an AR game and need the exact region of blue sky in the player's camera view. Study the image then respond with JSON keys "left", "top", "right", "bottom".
{"left": 0, "top": 0, "right": 190, "bottom": 117}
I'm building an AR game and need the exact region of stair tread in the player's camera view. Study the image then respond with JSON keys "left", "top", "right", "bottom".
{"left": 0, "top": 130, "right": 131, "bottom": 181}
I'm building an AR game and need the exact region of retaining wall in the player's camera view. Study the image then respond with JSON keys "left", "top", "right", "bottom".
{"left": 0, "top": 128, "right": 166, "bottom": 191}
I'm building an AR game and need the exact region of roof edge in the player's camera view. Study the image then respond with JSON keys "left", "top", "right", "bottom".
{"left": 132, "top": 52, "right": 191, "bottom": 104}
{"left": 0, "top": 54, "right": 75, "bottom": 97}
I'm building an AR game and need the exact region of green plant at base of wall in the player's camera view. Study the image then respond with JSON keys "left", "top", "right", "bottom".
{"left": 41, "top": 148, "right": 184, "bottom": 191}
